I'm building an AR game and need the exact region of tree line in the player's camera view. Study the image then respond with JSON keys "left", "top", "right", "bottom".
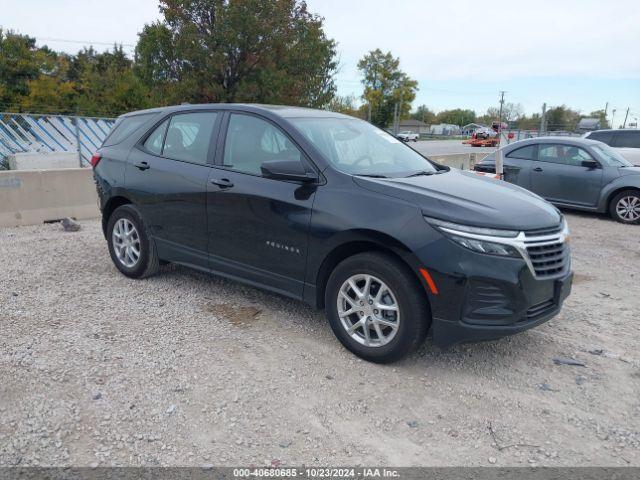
{"left": 0, "top": 0, "right": 338, "bottom": 118}
{"left": 0, "top": 0, "right": 607, "bottom": 131}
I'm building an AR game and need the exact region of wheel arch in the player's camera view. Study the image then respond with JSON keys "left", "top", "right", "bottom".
{"left": 605, "top": 185, "right": 640, "bottom": 212}
{"left": 313, "top": 230, "right": 429, "bottom": 309}
{"left": 101, "top": 195, "right": 133, "bottom": 238}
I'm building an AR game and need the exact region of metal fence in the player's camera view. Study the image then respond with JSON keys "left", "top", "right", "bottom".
{"left": 0, "top": 112, "right": 116, "bottom": 168}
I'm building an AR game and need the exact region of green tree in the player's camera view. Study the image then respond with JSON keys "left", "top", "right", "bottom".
{"left": 326, "top": 94, "right": 363, "bottom": 118}
{"left": 435, "top": 108, "right": 476, "bottom": 126}
{"left": 0, "top": 30, "right": 41, "bottom": 108}
{"left": 357, "top": 49, "right": 417, "bottom": 128}
{"left": 545, "top": 105, "right": 581, "bottom": 131}
{"left": 135, "top": 0, "right": 338, "bottom": 107}
{"left": 410, "top": 105, "right": 436, "bottom": 124}
{"left": 517, "top": 113, "right": 542, "bottom": 130}
{"left": 71, "top": 46, "right": 151, "bottom": 116}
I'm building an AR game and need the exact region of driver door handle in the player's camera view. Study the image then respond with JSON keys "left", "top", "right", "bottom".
{"left": 210, "top": 178, "right": 234, "bottom": 189}
{"left": 533, "top": 167, "right": 543, "bottom": 172}
{"left": 134, "top": 161, "right": 150, "bottom": 171}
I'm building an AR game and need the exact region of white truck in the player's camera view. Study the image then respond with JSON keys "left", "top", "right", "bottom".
{"left": 397, "top": 131, "right": 420, "bottom": 142}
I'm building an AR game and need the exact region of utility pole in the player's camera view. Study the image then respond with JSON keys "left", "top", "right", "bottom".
{"left": 623, "top": 107, "right": 630, "bottom": 129}
{"left": 498, "top": 91, "right": 506, "bottom": 121}
{"left": 367, "top": 103, "right": 372, "bottom": 123}
{"left": 611, "top": 109, "right": 617, "bottom": 129}
{"left": 540, "top": 103, "right": 547, "bottom": 136}
{"left": 393, "top": 103, "right": 399, "bottom": 135}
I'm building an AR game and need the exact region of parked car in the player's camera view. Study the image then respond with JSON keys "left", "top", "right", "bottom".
{"left": 93, "top": 104, "right": 572, "bottom": 363}
{"left": 397, "top": 131, "right": 419, "bottom": 142}
{"left": 474, "top": 137, "right": 640, "bottom": 224}
{"left": 583, "top": 129, "right": 640, "bottom": 165}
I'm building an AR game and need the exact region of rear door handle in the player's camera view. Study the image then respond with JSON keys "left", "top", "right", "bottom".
{"left": 210, "top": 178, "right": 234, "bottom": 189}
{"left": 533, "top": 167, "right": 543, "bottom": 172}
{"left": 134, "top": 161, "right": 150, "bottom": 171}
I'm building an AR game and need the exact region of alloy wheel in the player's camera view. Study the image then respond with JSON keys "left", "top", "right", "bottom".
{"left": 112, "top": 218, "right": 141, "bottom": 268}
{"left": 336, "top": 274, "right": 400, "bottom": 347}
{"left": 616, "top": 195, "right": 640, "bottom": 222}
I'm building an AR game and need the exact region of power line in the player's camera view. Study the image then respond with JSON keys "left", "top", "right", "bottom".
{"left": 36, "top": 37, "right": 135, "bottom": 48}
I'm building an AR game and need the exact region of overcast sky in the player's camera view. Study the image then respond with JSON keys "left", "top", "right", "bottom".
{"left": 2, "top": 0, "right": 639, "bottom": 122}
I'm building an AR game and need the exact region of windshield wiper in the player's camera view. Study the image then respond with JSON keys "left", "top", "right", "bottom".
{"left": 405, "top": 170, "right": 441, "bottom": 177}
{"left": 356, "top": 173, "right": 390, "bottom": 178}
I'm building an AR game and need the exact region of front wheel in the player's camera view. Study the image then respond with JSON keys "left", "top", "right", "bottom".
{"left": 325, "top": 252, "right": 430, "bottom": 363}
{"left": 609, "top": 190, "right": 640, "bottom": 224}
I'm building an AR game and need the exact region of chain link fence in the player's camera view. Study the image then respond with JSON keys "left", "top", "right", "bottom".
{"left": 0, "top": 112, "right": 116, "bottom": 169}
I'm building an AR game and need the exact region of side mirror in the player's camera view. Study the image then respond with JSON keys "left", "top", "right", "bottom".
{"left": 261, "top": 159, "right": 318, "bottom": 182}
{"left": 581, "top": 159, "right": 599, "bottom": 169}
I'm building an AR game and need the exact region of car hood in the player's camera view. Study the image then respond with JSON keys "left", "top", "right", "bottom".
{"left": 353, "top": 169, "right": 561, "bottom": 231}
{"left": 618, "top": 166, "right": 640, "bottom": 176}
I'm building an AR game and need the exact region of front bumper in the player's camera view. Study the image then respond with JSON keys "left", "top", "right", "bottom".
{"left": 414, "top": 236, "right": 573, "bottom": 347}
{"left": 431, "top": 271, "right": 572, "bottom": 347}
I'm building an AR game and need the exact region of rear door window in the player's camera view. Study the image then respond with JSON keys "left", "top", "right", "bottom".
{"left": 162, "top": 112, "right": 218, "bottom": 164}
{"left": 103, "top": 113, "right": 154, "bottom": 147}
{"left": 613, "top": 131, "right": 640, "bottom": 148}
{"left": 587, "top": 131, "right": 613, "bottom": 145}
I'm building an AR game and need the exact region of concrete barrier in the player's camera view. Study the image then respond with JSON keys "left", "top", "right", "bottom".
{"left": 8, "top": 152, "right": 80, "bottom": 170}
{"left": 0, "top": 153, "right": 492, "bottom": 229}
{"left": 0, "top": 168, "right": 99, "bottom": 228}
{"left": 430, "top": 152, "right": 490, "bottom": 170}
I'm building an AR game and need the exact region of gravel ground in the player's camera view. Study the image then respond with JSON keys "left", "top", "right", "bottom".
{"left": 1, "top": 212, "right": 639, "bottom": 467}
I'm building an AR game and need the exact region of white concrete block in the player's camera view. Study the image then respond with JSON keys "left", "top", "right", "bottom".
{"left": 8, "top": 152, "right": 80, "bottom": 170}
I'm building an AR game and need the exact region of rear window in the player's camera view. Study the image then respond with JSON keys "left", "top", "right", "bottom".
{"left": 586, "top": 131, "right": 614, "bottom": 145}
{"left": 102, "top": 113, "right": 155, "bottom": 147}
{"left": 613, "top": 131, "right": 640, "bottom": 149}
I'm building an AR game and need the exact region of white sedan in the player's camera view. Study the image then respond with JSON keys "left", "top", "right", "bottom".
{"left": 397, "top": 131, "right": 419, "bottom": 142}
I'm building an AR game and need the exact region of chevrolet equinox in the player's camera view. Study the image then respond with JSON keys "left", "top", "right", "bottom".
{"left": 93, "top": 104, "right": 573, "bottom": 363}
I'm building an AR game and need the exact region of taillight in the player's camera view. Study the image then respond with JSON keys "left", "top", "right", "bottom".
{"left": 90, "top": 153, "right": 102, "bottom": 168}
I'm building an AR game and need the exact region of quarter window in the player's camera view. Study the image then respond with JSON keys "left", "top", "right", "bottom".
{"left": 538, "top": 144, "right": 594, "bottom": 166}
{"left": 223, "top": 114, "right": 303, "bottom": 176}
{"left": 506, "top": 145, "right": 536, "bottom": 160}
{"left": 143, "top": 119, "right": 169, "bottom": 156}
{"left": 103, "top": 113, "right": 154, "bottom": 147}
{"left": 162, "top": 112, "right": 218, "bottom": 164}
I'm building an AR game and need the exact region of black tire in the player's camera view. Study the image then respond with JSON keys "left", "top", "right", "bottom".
{"left": 325, "top": 252, "right": 431, "bottom": 363}
{"left": 609, "top": 190, "right": 640, "bottom": 224}
{"left": 106, "top": 204, "right": 160, "bottom": 278}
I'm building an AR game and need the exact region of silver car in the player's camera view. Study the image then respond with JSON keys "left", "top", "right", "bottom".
{"left": 583, "top": 129, "right": 640, "bottom": 166}
{"left": 474, "top": 137, "right": 640, "bottom": 224}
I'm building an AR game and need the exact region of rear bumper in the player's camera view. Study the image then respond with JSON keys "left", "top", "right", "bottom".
{"left": 431, "top": 271, "right": 573, "bottom": 347}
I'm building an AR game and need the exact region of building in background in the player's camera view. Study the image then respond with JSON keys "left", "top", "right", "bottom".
{"left": 576, "top": 118, "right": 601, "bottom": 133}
{"left": 397, "top": 119, "right": 430, "bottom": 134}
{"left": 430, "top": 123, "right": 461, "bottom": 136}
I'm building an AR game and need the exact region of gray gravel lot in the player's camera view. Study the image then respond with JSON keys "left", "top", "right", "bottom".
{"left": 1, "top": 212, "right": 639, "bottom": 467}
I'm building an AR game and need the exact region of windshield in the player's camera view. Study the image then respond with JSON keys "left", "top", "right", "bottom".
{"left": 289, "top": 117, "right": 437, "bottom": 177}
{"left": 592, "top": 144, "right": 633, "bottom": 167}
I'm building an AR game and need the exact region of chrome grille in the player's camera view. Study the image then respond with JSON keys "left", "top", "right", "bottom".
{"left": 524, "top": 228, "right": 569, "bottom": 279}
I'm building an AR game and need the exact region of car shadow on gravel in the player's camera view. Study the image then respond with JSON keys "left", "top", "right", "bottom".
{"left": 153, "top": 263, "right": 563, "bottom": 372}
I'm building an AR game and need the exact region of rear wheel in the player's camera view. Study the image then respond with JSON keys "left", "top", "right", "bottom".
{"left": 609, "top": 190, "right": 640, "bottom": 224}
{"left": 107, "top": 205, "right": 159, "bottom": 278}
{"left": 325, "top": 252, "right": 430, "bottom": 363}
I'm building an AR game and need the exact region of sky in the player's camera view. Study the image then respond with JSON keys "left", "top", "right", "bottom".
{"left": 1, "top": 0, "right": 639, "bottom": 123}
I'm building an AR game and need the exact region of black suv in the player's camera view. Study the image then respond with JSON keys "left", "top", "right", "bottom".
{"left": 93, "top": 104, "right": 573, "bottom": 363}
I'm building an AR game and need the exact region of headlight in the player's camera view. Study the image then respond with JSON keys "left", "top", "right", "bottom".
{"left": 424, "top": 216, "right": 521, "bottom": 258}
